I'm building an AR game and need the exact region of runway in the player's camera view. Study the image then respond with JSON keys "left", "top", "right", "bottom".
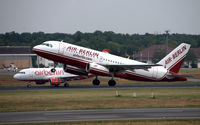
{"left": 0, "top": 108, "right": 199, "bottom": 124}
{"left": 0, "top": 83, "right": 200, "bottom": 91}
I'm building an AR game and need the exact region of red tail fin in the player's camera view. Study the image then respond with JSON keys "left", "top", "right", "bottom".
{"left": 157, "top": 43, "right": 190, "bottom": 73}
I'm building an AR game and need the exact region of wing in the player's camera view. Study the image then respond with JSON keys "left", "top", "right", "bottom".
{"left": 47, "top": 74, "right": 94, "bottom": 81}
{"left": 69, "top": 74, "right": 94, "bottom": 81}
{"left": 104, "top": 64, "right": 162, "bottom": 73}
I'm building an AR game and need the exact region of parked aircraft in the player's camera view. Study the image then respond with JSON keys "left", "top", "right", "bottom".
{"left": 13, "top": 67, "right": 92, "bottom": 88}
{"left": 33, "top": 41, "right": 191, "bottom": 86}
{"left": 2, "top": 63, "right": 18, "bottom": 72}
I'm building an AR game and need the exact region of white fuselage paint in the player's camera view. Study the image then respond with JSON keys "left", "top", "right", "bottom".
{"left": 33, "top": 41, "right": 169, "bottom": 81}
{"left": 13, "top": 68, "right": 77, "bottom": 81}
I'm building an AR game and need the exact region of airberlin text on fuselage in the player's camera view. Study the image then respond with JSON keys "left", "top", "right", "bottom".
{"left": 35, "top": 70, "right": 64, "bottom": 76}
{"left": 165, "top": 45, "right": 187, "bottom": 66}
{"left": 67, "top": 46, "right": 99, "bottom": 58}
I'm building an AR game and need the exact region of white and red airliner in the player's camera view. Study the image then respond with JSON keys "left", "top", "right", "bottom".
{"left": 13, "top": 67, "right": 92, "bottom": 87}
{"left": 33, "top": 41, "right": 191, "bottom": 86}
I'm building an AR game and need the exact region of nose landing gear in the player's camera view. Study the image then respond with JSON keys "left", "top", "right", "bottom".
{"left": 51, "top": 62, "right": 58, "bottom": 72}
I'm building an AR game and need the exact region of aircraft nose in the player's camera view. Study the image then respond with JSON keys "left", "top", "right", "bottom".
{"left": 13, "top": 74, "right": 18, "bottom": 80}
{"left": 33, "top": 45, "right": 39, "bottom": 51}
{"left": 33, "top": 45, "right": 42, "bottom": 54}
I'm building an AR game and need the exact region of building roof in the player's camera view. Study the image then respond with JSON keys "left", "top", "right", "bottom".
{"left": 191, "top": 48, "right": 200, "bottom": 58}
{"left": 134, "top": 44, "right": 200, "bottom": 59}
{"left": 0, "top": 46, "right": 31, "bottom": 54}
{"left": 134, "top": 45, "right": 173, "bottom": 59}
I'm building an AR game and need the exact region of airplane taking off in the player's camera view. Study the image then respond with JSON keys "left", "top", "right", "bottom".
{"left": 13, "top": 68, "right": 92, "bottom": 88}
{"left": 33, "top": 41, "right": 191, "bottom": 86}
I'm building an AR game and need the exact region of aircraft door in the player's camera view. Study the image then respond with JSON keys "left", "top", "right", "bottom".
{"left": 59, "top": 42, "right": 65, "bottom": 54}
{"left": 152, "top": 67, "right": 158, "bottom": 79}
{"left": 29, "top": 70, "right": 34, "bottom": 79}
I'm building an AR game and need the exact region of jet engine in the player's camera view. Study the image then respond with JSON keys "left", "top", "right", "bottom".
{"left": 63, "top": 64, "right": 88, "bottom": 75}
{"left": 49, "top": 78, "right": 63, "bottom": 86}
{"left": 86, "top": 62, "right": 109, "bottom": 76}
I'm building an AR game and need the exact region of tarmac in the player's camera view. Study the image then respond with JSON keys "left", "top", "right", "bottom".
{"left": 0, "top": 108, "right": 199, "bottom": 124}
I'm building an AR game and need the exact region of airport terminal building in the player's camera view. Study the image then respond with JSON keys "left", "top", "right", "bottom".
{"left": 0, "top": 46, "right": 34, "bottom": 69}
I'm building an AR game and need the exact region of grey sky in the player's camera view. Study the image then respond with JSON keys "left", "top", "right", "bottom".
{"left": 0, "top": 0, "right": 200, "bottom": 34}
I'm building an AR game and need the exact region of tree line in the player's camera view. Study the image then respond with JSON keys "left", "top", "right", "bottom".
{"left": 0, "top": 31, "right": 200, "bottom": 57}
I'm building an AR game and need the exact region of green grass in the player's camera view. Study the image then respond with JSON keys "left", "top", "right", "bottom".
{"left": 180, "top": 68, "right": 200, "bottom": 74}
{"left": 2, "top": 119, "right": 200, "bottom": 125}
{"left": 0, "top": 88, "right": 200, "bottom": 112}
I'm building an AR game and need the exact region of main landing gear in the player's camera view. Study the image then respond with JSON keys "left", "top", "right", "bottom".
{"left": 108, "top": 79, "right": 116, "bottom": 86}
{"left": 93, "top": 76, "right": 100, "bottom": 86}
{"left": 27, "top": 83, "right": 32, "bottom": 88}
{"left": 108, "top": 73, "right": 116, "bottom": 86}
{"left": 64, "top": 82, "right": 69, "bottom": 87}
{"left": 92, "top": 76, "right": 116, "bottom": 87}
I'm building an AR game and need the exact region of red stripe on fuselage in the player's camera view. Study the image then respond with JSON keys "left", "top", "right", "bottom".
{"left": 33, "top": 48, "right": 90, "bottom": 68}
{"left": 33, "top": 48, "right": 186, "bottom": 82}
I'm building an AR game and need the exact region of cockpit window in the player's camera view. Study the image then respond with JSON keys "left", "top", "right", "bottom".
{"left": 41, "top": 43, "right": 53, "bottom": 48}
{"left": 17, "top": 72, "right": 25, "bottom": 74}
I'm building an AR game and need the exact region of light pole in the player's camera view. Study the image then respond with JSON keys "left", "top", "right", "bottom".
{"left": 165, "top": 30, "right": 170, "bottom": 55}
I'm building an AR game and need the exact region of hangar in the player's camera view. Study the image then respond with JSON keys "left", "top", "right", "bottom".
{"left": 0, "top": 46, "right": 36, "bottom": 69}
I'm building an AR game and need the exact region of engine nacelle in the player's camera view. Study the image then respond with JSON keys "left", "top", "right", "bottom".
{"left": 63, "top": 64, "right": 88, "bottom": 75}
{"left": 50, "top": 78, "right": 63, "bottom": 86}
{"left": 86, "top": 62, "right": 109, "bottom": 76}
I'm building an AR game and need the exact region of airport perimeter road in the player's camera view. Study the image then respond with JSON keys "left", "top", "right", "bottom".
{"left": 0, "top": 108, "right": 200, "bottom": 124}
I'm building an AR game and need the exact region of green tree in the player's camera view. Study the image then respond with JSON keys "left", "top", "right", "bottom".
{"left": 152, "top": 49, "right": 166, "bottom": 63}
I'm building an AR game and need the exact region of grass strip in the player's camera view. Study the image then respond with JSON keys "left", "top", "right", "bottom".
{"left": 0, "top": 88, "right": 200, "bottom": 112}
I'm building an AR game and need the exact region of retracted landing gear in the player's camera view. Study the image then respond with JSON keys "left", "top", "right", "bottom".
{"left": 93, "top": 76, "right": 100, "bottom": 86}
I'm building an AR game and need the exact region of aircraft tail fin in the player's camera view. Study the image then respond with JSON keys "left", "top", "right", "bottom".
{"left": 157, "top": 43, "right": 191, "bottom": 73}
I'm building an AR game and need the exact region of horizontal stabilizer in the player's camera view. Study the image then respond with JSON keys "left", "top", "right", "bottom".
{"left": 166, "top": 74, "right": 193, "bottom": 79}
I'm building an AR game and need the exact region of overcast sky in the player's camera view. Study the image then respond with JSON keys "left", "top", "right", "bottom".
{"left": 0, "top": 0, "right": 199, "bottom": 34}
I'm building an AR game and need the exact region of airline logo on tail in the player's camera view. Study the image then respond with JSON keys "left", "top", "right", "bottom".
{"left": 158, "top": 43, "right": 190, "bottom": 73}
{"left": 165, "top": 45, "right": 187, "bottom": 66}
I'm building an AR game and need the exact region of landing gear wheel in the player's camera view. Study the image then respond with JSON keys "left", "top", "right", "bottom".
{"left": 55, "top": 84, "right": 59, "bottom": 87}
{"left": 51, "top": 68, "right": 56, "bottom": 72}
{"left": 27, "top": 84, "right": 31, "bottom": 88}
{"left": 93, "top": 79, "right": 100, "bottom": 86}
{"left": 64, "top": 83, "right": 69, "bottom": 87}
{"left": 108, "top": 79, "right": 116, "bottom": 86}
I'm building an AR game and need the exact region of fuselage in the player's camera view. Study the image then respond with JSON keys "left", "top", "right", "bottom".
{"left": 14, "top": 68, "right": 77, "bottom": 82}
{"left": 33, "top": 41, "right": 187, "bottom": 82}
